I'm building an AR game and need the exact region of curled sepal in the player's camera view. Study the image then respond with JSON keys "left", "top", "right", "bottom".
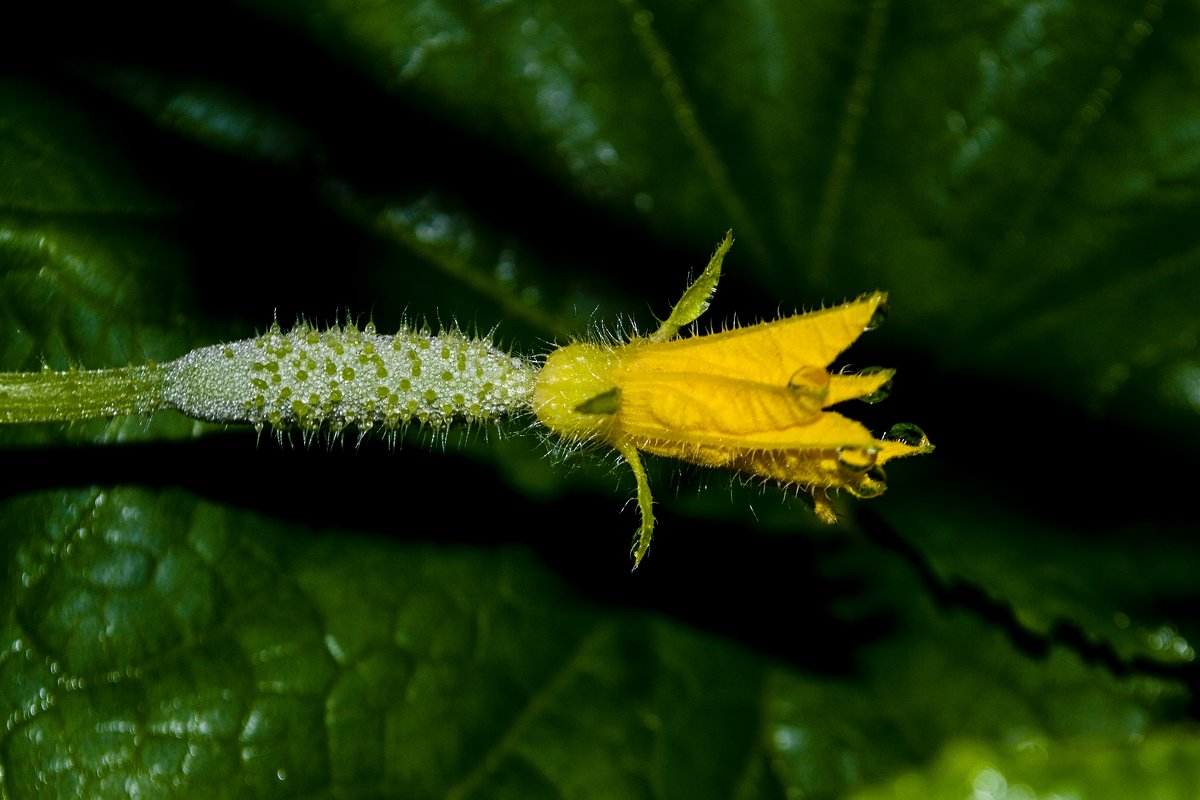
{"left": 649, "top": 230, "right": 732, "bottom": 343}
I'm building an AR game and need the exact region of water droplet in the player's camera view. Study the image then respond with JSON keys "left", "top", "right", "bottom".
{"left": 854, "top": 366, "right": 893, "bottom": 403}
{"left": 883, "top": 422, "right": 929, "bottom": 448}
{"left": 772, "top": 725, "right": 805, "bottom": 752}
{"left": 787, "top": 366, "right": 830, "bottom": 404}
{"left": 1146, "top": 625, "right": 1196, "bottom": 660}
{"left": 837, "top": 446, "right": 879, "bottom": 472}
{"left": 863, "top": 296, "right": 889, "bottom": 331}
{"left": 847, "top": 465, "right": 887, "bottom": 499}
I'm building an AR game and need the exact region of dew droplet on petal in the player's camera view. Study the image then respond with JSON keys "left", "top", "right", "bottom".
{"left": 837, "top": 445, "right": 879, "bottom": 472}
{"left": 884, "top": 422, "right": 929, "bottom": 447}
{"left": 855, "top": 366, "right": 893, "bottom": 403}
{"left": 847, "top": 465, "right": 887, "bottom": 498}
{"left": 787, "top": 365, "right": 830, "bottom": 402}
{"left": 864, "top": 297, "right": 889, "bottom": 331}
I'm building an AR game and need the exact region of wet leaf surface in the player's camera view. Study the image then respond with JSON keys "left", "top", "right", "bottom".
{"left": 2, "top": 0, "right": 1199, "bottom": 795}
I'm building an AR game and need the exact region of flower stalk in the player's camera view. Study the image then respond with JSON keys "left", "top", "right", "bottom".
{"left": 0, "top": 365, "right": 163, "bottom": 424}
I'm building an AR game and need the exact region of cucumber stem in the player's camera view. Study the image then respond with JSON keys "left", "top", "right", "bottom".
{"left": 0, "top": 366, "right": 163, "bottom": 423}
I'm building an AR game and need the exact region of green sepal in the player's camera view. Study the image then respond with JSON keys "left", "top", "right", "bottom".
{"left": 649, "top": 230, "right": 733, "bottom": 343}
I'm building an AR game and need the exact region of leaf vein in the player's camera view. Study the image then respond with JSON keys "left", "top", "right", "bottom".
{"left": 443, "top": 619, "right": 613, "bottom": 800}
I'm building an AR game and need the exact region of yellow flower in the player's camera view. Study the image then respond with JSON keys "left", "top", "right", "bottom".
{"left": 533, "top": 232, "right": 933, "bottom": 567}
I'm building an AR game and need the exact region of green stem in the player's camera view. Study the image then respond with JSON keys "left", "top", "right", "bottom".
{"left": 0, "top": 366, "right": 163, "bottom": 423}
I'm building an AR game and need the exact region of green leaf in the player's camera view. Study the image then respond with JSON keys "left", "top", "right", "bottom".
{"left": 846, "top": 734, "right": 1200, "bottom": 800}
{"left": 0, "top": 486, "right": 765, "bottom": 797}
{"left": 1, "top": 486, "right": 1191, "bottom": 799}
{"left": 91, "top": 68, "right": 318, "bottom": 166}
{"left": 879, "top": 469, "right": 1200, "bottom": 666}
{"left": 3, "top": 0, "right": 1200, "bottom": 796}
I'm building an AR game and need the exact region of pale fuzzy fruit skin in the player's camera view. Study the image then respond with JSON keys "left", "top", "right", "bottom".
{"left": 161, "top": 322, "right": 535, "bottom": 432}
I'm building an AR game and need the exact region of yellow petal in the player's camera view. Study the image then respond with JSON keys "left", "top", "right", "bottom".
{"left": 631, "top": 292, "right": 887, "bottom": 387}
{"left": 618, "top": 361, "right": 878, "bottom": 448}
{"left": 826, "top": 369, "right": 894, "bottom": 406}
{"left": 730, "top": 448, "right": 852, "bottom": 490}
{"left": 875, "top": 430, "right": 934, "bottom": 465}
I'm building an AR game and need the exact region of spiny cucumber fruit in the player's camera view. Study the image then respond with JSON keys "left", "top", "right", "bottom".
{"left": 162, "top": 321, "right": 535, "bottom": 433}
